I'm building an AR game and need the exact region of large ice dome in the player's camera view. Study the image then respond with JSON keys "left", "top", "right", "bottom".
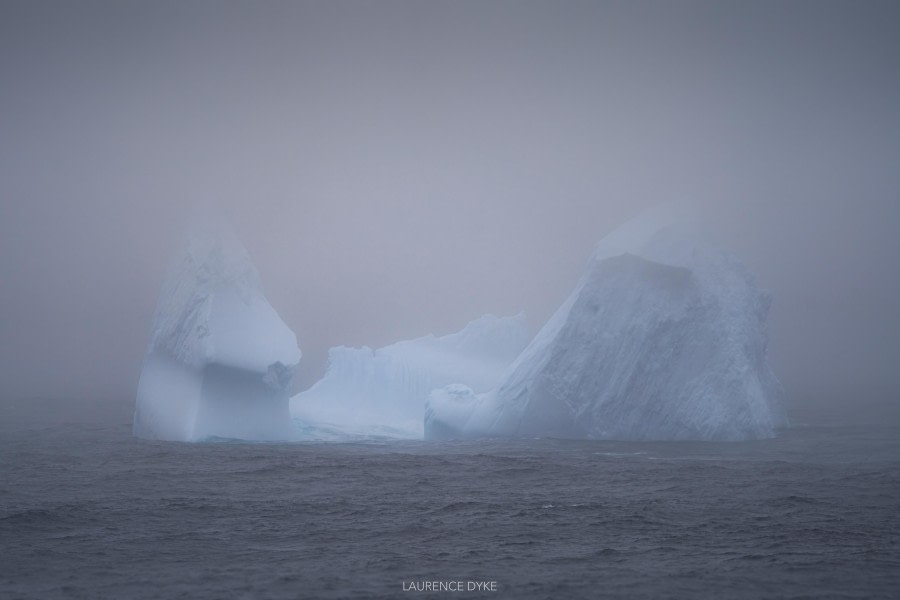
{"left": 426, "top": 211, "right": 787, "bottom": 441}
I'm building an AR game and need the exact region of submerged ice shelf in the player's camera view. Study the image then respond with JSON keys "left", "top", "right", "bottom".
{"left": 291, "top": 313, "right": 530, "bottom": 439}
{"left": 133, "top": 225, "right": 301, "bottom": 442}
{"left": 426, "top": 212, "right": 787, "bottom": 441}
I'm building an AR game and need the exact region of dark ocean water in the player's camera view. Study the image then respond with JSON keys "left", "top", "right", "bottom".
{"left": 1, "top": 399, "right": 899, "bottom": 599}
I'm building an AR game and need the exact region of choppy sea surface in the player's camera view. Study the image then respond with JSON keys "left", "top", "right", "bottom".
{"left": 1, "top": 398, "right": 899, "bottom": 599}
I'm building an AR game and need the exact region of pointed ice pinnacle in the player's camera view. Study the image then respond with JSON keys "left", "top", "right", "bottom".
{"left": 133, "top": 224, "right": 301, "bottom": 441}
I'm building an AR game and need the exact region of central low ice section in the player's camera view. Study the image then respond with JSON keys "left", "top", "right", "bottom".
{"left": 134, "top": 225, "right": 301, "bottom": 442}
{"left": 426, "top": 211, "right": 787, "bottom": 441}
{"left": 291, "top": 314, "right": 530, "bottom": 439}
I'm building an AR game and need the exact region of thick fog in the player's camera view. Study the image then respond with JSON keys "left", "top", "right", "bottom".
{"left": 1, "top": 0, "right": 898, "bottom": 421}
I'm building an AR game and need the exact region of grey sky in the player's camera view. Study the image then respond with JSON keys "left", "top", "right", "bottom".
{"left": 1, "top": 1, "right": 898, "bottom": 418}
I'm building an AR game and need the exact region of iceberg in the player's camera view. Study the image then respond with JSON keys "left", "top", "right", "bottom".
{"left": 133, "top": 225, "right": 301, "bottom": 441}
{"left": 426, "top": 211, "right": 787, "bottom": 441}
{"left": 291, "top": 313, "right": 530, "bottom": 439}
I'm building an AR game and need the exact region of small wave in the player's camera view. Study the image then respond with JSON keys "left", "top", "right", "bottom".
{"left": 432, "top": 501, "right": 501, "bottom": 514}
{"left": 592, "top": 451, "right": 648, "bottom": 457}
{"left": 769, "top": 495, "right": 824, "bottom": 507}
{"left": 0, "top": 508, "right": 57, "bottom": 524}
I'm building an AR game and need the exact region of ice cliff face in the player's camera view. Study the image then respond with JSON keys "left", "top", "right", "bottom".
{"left": 291, "top": 313, "right": 529, "bottom": 439}
{"left": 133, "top": 225, "right": 301, "bottom": 441}
{"left": 426, "top": 214, "right": 787, "bottom": 441}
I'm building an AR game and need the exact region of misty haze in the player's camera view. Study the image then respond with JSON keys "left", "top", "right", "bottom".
{"left": 2, "top": 1, "right": 899, "bottom": 598}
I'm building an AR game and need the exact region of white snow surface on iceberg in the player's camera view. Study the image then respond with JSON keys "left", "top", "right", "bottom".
{"left": 426, "top": 211, "right": 787, "bottom": 441}
{"left": 134, "top": 225, "right": 301, "bottom": 442}
{"left": 291, "top": 313, "right": 529, "bottom": 439}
